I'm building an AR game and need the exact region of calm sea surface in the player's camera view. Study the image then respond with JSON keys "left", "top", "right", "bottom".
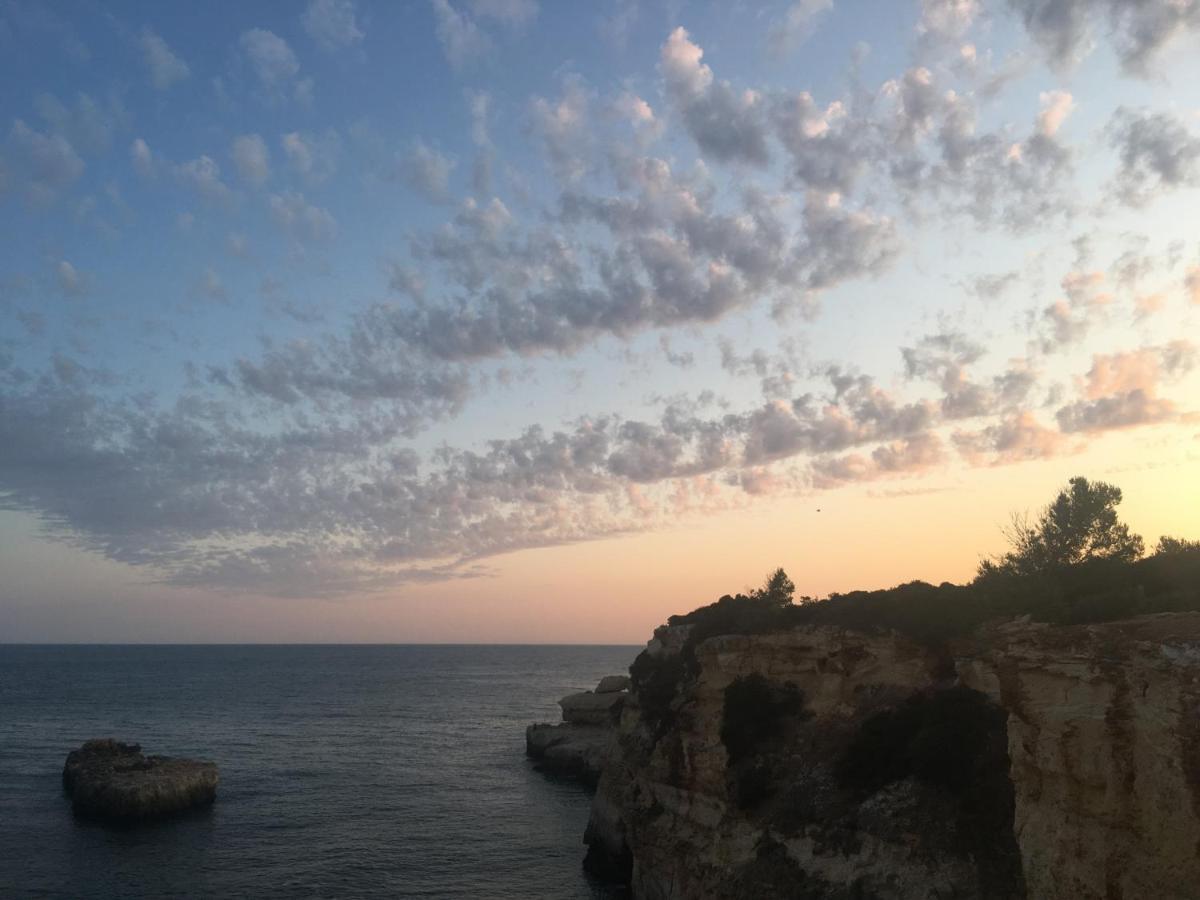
{"left": 0, "top": 644, "right": 638, "bottom": 898}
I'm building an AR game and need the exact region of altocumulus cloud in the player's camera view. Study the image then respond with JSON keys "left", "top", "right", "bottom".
{"left": 2, "top": 3, "right": 1199, "bottom": 596}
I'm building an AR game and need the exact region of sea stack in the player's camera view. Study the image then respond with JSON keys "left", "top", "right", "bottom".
{"left": 63, "top": 739, "right": 219, "bottom": 821}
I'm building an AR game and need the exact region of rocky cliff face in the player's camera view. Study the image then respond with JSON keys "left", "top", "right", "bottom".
{"left": 585, "top": 613, "right": 1200, "bottom": 900}
{"left": 957, "top": 614, "right": 1200, "bottom": 900}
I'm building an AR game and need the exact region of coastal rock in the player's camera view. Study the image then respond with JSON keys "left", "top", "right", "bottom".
{"left": 559, "top": 689, "right": 625, "bottom": 725}
{"left": 527, "top": 675, "right": 630, "bottom": 784}
{"left": 585, "top": 613, "right": 1200, "bottom": 899}
{"left": 525, "top": 722, "right": 613, "bottom": 784}
{"left": 63, "top": 739, "right": 219, "bottom": 820}
{"left": 595, "top": 675, "right": 630, "bottom": 694}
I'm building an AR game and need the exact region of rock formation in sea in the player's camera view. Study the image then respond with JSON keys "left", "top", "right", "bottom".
{"left": 526, "top": 675, "right": 629, "bottom": 785}
{"left": 582, "top": 611, "right": 1200, "bottom": 899}
{"left": 63, "top": 739, "right": 219, "bottom": 820}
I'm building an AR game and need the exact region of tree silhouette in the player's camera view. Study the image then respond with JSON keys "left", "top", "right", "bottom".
{"left": 978, "top": 476, "right": 1144, "bottom": 578}
{"left": 755, "top": 568, "right": 796, "bottom": 606}
{"left": 1155, "top": 536, "right": 1200, "bottom": 556}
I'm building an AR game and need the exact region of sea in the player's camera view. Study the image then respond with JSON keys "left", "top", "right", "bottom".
{"left": 0, "top": 644, "right": 638, "bottom": 898}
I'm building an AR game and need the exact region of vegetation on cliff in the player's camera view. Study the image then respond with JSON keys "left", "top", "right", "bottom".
{"left": 663, "top": 477, "right": 1200, "bottom": 646}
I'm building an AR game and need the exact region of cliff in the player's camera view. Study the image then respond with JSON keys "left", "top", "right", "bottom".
{"left": 585, "top": 612, "right": 1200, "bottom": 899}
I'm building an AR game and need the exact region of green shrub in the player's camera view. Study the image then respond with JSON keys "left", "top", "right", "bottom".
{"left": 629, "top": 648, "right": 684, "bottom": 738}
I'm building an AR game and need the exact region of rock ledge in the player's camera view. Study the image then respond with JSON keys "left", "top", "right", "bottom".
{"left": 527, "top": 675, "right": 628, "bottom": 785}
{"left": 63, "top": 739, "right": 219, "bottom": 820}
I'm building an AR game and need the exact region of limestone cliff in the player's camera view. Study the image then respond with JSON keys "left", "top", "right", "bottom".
{"left": 585, "top": 613, "right": 1200, "bottom": 900}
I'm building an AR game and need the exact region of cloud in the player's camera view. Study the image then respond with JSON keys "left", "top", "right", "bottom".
{"left": 32, "top": 91, "right": 126, "bottom": 156}
{"left": 431, "top": 0, "right": 491, "bottom": 70}
{"left": 1005, "top": 0, "right": 1200, "bottom": 74}
{"left": 281, "top": 130, "right": 339, "bottom": 183}
{"left": 1187, "top": 266, "right": 1200, "bottom": 305}
{"left": 467, "top": 90, "right": 493, "bottom": 193}
{"left": 398, "top": 141, "right": 455, "bottom": 201}
{"left": 4, "top": 318, "right": 1195, "bottom": 595}
{"left": 811, "top": 433, "right": 946, "bottom": 489}
{"left": 0, "top": 362, "right": 853, "bottom": 591}
{"left": 953, "top": 411, "right": 1065, "bottom": 464}
{"left": 130, "top": 137, "right": 155, "bottom": 177}
{"left": 897, "top": 74, "right": 1076, "bottom": 230}
{"left": 236, "top": 151, "right": 897, "bottom": 380}
{"left": 530, "top": 77, "right": 592, "bottom": 183}
{"left": 8, "top": 119, "right": 84, "bottom": 203}
{"left": 470, "top": 0, "right": 538, "bottom": 26}
{"left": 56, "top": 259, "right": 87, "bottom": 297}
{"left": 770, "top": 92, "right": 863, "bottom": 194}
{"left": 969, "top": 270, "right": 1019, "bottom": 299}
{"left": 767, "top": 0, "right": 833, "bottom": 57}
{"left": 1036, "top": 90, "right": 1074, "bottom": 138}
{"left": 268, "top": 190, "right": 337, "bottom": 242}
{"left": 918, "top": 0, "right": 981, "bottom": 41}
{"left": 901, "top": 330, "right": 1027, "bottom": 420}
{"left": 1107, "top": 106, "right": 1200, "bottom": 207}
{"left": 175, "top": 154, "right": 234, "bottom": 205}
{"left": 226, "top": 232, "right": 250, "bottom": 258}
{"left": 139, "top": 27, "right": 189, "bottom": 90}
{"left": 660, "top": 27, "right": 770, "bottom": 166}
{"left": 302, "top": 0, "right": 364, "bottom": 51}
{"left": 198, "top": 267, "right": 228, "bottom": 302}
{"left": 231, "top": 133, "right": 271, "bottom": 186}
{"left": 239, "top": 28, "right": 312, "bottom": 101}
{"left": 612, "top": 91, "right": 663, "bottom": 143}
{"left": 1055, "top": 341, "right": 1196, "bottom": 432}
{"left": 1033, "top": 270, "right": 1112, "bottom": 351}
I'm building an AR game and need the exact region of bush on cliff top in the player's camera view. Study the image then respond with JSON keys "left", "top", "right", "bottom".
{"left": 668, "top": 547, "right": 1200, "bottom": 648}
{"left": 665, "top": 475, "right": 1200, "bottom": 646}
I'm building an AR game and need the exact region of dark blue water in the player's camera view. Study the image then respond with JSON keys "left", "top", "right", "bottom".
{"left": 0, "top": 645, "right": 637, "bottom": 898}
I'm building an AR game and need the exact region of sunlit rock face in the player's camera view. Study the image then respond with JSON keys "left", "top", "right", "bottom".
{"left": 586, "top": 614, "right": 1200, "bottom": 900}
{"left": 958, "top": 613, "right": 1200, "bottom": 900}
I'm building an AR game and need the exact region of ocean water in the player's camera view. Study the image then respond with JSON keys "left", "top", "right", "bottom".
{"left": 0, "top": 644, "right": 638, "bottom": 898}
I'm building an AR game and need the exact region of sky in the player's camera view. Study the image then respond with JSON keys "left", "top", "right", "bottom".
{"left": 2, "top": 0, "right": 1199, "bottom": 643}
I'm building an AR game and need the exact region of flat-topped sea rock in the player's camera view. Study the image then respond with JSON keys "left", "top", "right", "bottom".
{"left": 559, "top": 689, "right": 625, "bottom": 725}
{"left": 63, "top": 739, "right": 219, "bottom": 821}
{"left": 595, "top": 675, "right": 630, "bottom": 694}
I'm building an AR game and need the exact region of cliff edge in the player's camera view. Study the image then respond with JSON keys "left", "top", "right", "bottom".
{"left": 585, "top": 611, "right": 1200, "bottom": 899}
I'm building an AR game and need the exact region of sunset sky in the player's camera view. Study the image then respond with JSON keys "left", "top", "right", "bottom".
{"left": 2, "top": 0, "right": 1199, "bottom": 643}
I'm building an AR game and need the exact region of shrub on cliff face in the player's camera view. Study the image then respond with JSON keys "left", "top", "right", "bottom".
{"left": 721, "top": 675, "right": 811, "bottom": 809}
{"left": 720, "top": 674, "right": 808, "bottom": 765}
{"left": 836, "top": 687, "right": 1024, "bottom": 895}
{"left": 836, "top": 687, "right": 1006, "bottom": 795}
{"left": 629, "top": 649, "right": 684, "bottom": 739}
